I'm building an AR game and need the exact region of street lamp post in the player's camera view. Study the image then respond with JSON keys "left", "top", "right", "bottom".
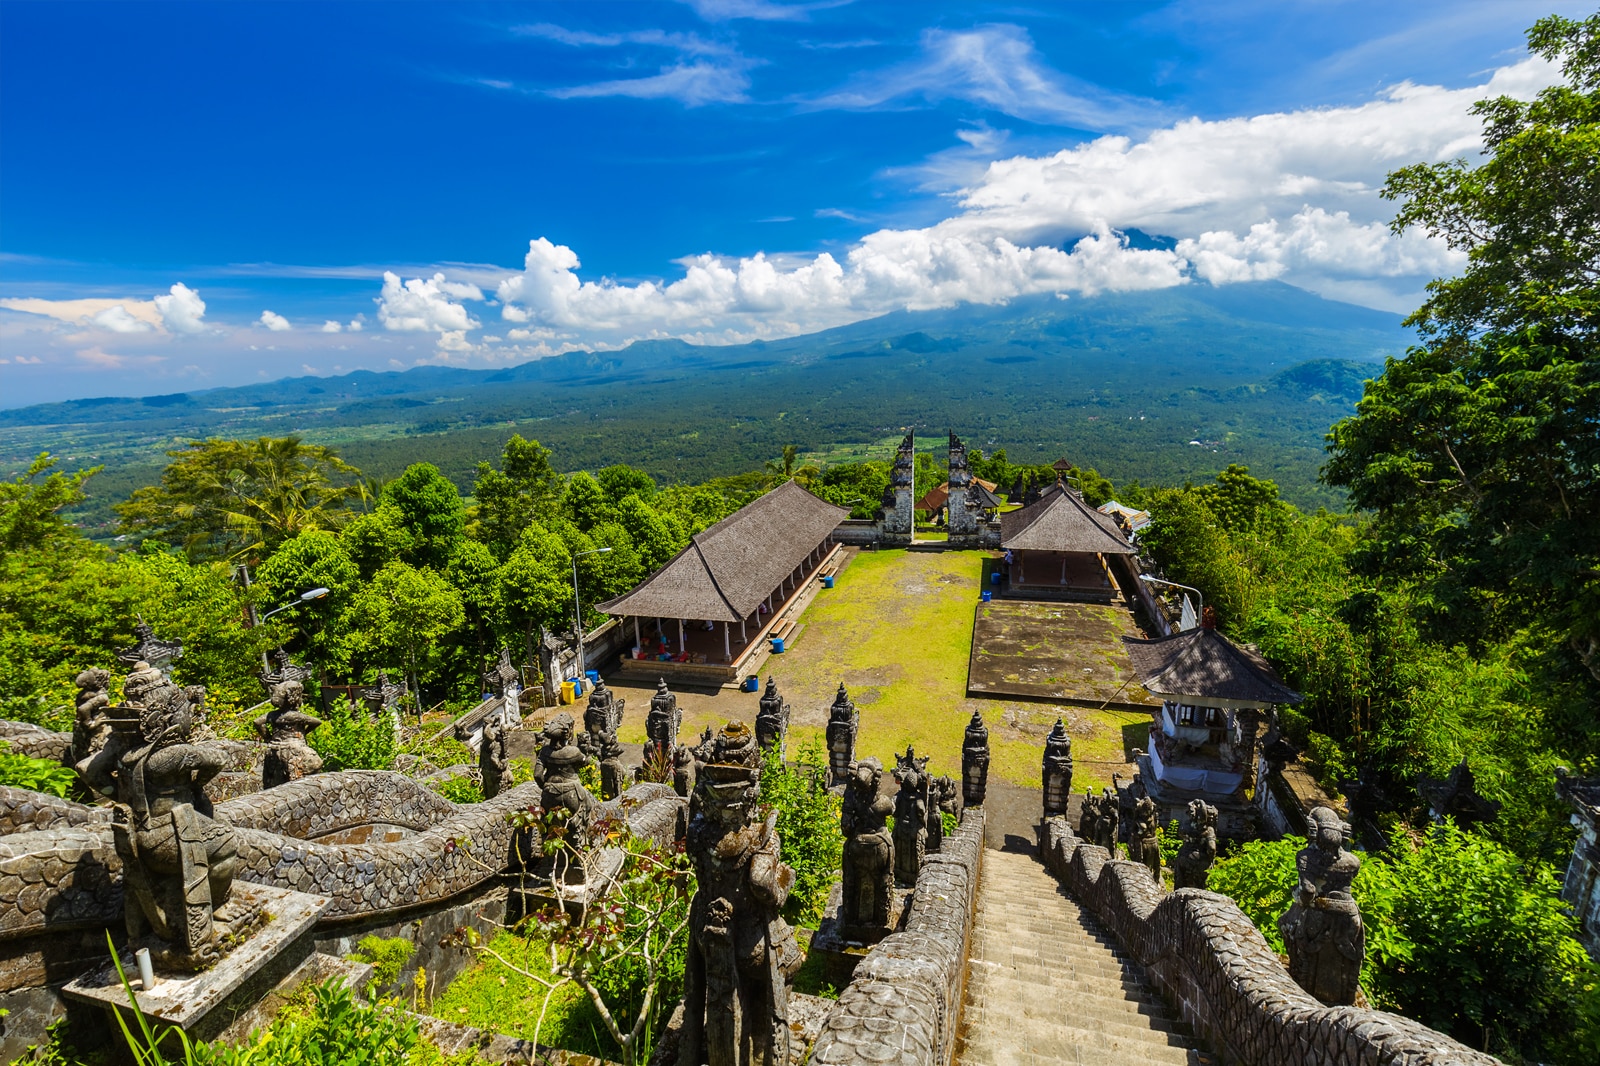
{"left": 1138, "top": 575, "right": 1203, "bottom": 629}
{"left": 259, "top": 587, "right": 330, "bottom": 622}
{"left": 572, "top": 548, "right": 613, "bottom": 678}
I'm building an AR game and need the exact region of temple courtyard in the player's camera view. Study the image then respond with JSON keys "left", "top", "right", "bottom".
{"left": 603, "top": 547, "right": 1153, "bottom": 794}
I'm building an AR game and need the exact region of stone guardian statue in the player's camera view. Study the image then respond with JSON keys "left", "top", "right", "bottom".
{"left": 1173, "top": 800, "right": 1218, "bottom": 889}
{"left": 680, "top": 722, "right": 802, "bottom": 1066}
{"left": 891, "top": 747, "right": 930, "bottom": 887}
{"left": 962, "top": 711, "right": 989, "bottom": 807}
{"left": 1042, "top": 719, "right": 1074, "bottom": 817}
{"left": 839, "top": 757, "right": 895, "bottom": 940}
{"left": 1279, "top": 806, "right": 1365, "bottom": 1006}
{"left": 255, "top": 679, "right": 323, "bottom": 789}
{"left": 1128, "top": 793, "right": 1162, "bottom": 882}
{"left": 535, "top": 712, "right": 598, "bottom": 849}
{"left": 824, "top": 683, "right": 857, "bottom": 788}
{"left": 83, "top": 663, "right": 242, "bottom": 970}
{"left": 479, "top": 711, "right": 513, "bottom": 800}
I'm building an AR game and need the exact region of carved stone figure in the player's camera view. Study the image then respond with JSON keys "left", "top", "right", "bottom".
{"left": 582, "top": 677, "right": 624, "bottom": 744}
{"left": 926, "top": 775, "right": 960, "bottom": 853}
{"left": 1128, "top": 793, "right": 1162, "bottom": 882}
{"left": 1078, "top": 789, "right": 1099, "bottom": 839}
{"left": 72, "top": 667, "right": 113, "bottom": 771}
{"left": 535, "top": 712, "right": 597, "bottom": 846}
{"left": 680, "top": 722, "right": 802, "bottom": 1066}
{"left": 892, "top": 747, "right": 930, "bottom": 887}
{"left": 673, "top": 742, "right": 697, "bottom": 799}
{"left": 1114, "top": 772, "right": 1145, "bottom": 847}
{"left": 962, "top": 711, "right": 989, "bottom": 807}
{"left": 755, "top": 677, "right": 790, "bottom": 757}
{"left": 839, "top": 756, "right": 895, "bottom": 940}
{"left": 825, "top": 683, "right": 857, "bottom": 788}
{"left": 479, "top": 712, "right": 513, "bottom": 800}
{"left": 1042, "top": 719, "right": 1074, "bottom": 817}
{"left": 117, "top": 620, "right": 183, "bottom": 677}
{"left": 260, "top": 647, "right": 310, "bottom": 690}
{"left": 361, "top": 672, "right": 406, "bottom": 729}
{"left": 1094, "top": 786, "right": 1120, "bottom": 853}
{"left": 596, "top": 728, "right": 627, "bottom": 801}
{"left": 83, "top": 662, "right": 243, "bottom": 970}
{"left": 1258, "top": 709, "right": 1298, "bottom": 778}
{"left": 255, "top": 680, "right": 323, "bottom": 789}
{"left": 1173, "top": 800, "right": 1218, "bottom": 889}
{"left": 646, "top": 679, "right": 680, "bottom": 765}
{"left": 1279, "top": 806, "right": 1365, "bottom": 1006}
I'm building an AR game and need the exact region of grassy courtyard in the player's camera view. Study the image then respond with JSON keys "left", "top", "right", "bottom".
{"left": 612, "top": 549, "right": 1147, "bottom": 791}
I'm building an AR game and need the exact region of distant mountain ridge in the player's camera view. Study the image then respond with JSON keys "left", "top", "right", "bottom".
{"left": 0, "top": 282, "right": 1406, "bottom": 426}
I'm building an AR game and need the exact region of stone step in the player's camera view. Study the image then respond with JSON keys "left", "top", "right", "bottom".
{"left": 970, "top": 931, "right": 1135, "bottom": 963}
{"left": 962, "top": 1000, "right": 1190, "bottom": 1042}
{"left": 964, "top": 976, "right": 1168, "bottom": 1016}
{"left": 968, "top": 953, "right": 1148, "bottom": 985}
{"left": 956, "top": 1025, "right": 1205, "bottom": 1066}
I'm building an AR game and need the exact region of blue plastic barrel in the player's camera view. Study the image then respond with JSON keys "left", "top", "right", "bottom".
{"left": 822, "top": 575, "right": 835, "bottom": 589}
{"left": 771, "top": 636, "right": 786, "bottom": 654}
{"left": 981, "top": 590, "right": 993, "bottom": 602}
{"left": 585, "top": 669, "right": 599, "bottom": 685}
{"left": 742, "top": 675, "right": 759, "bottom": 692}
{"left": 990, "top": 570, "right": 1001, "bottom": 584}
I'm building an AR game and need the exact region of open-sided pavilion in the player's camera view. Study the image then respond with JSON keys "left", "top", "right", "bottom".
{"left": 599, "top": 480, "right": 848, "bottom": 686}
{"left": 999, "top": 481, "right": 1136, "bottom": 601}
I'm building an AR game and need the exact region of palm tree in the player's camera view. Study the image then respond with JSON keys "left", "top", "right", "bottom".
{"left": 764, "top": 445, "right": 820, "bottom": 487}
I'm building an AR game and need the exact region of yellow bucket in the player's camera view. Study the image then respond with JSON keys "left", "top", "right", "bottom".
{"left": 560, "top": 680, "right": 578, "bottom": 705}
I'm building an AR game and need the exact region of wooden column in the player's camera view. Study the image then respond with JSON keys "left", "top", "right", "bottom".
{"left": 633, "top": 617, "right": 640, "bottom": 650}
{"left": 678, "top": 618, "right": 686, "bottom": 652}
{"left": 723, "top": 622, "right": 731, "bottom": 662}
{"left": 741, "top": 618, "right": 747, "bottom": 643}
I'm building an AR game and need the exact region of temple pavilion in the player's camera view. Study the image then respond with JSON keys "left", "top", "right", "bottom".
{"left": 599, "top": 480, "right": 848, "bottom": 685}
{"left": 1122, "top": 624, "right": 1303, "bottom": 838}
{"left": 998, "top": 481, "right": 1136, "bottom": 600}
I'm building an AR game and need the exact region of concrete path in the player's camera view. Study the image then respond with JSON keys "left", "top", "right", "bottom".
{"left": 955, "top": 848, "right": 1214, "bottom": 1066}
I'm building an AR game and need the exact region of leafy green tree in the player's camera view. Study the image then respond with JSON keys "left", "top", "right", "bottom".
{"left": 613, "top": 497, "right": 682, "bottom": 574}
{"left": 1326, "top": 14, "right": 1600, "bottom": 678}
{"left": 759, "top": 740, "right": 842, "bottom": 924}
{"left": 380, "top": 463, "right": 465, "bottom": 571}
{"left": 341, "top": 503, "right": 416, "bottom": 580}
{"left": 115, "top": 436, "right": 364, "bottom": 561}
{"left": 494, "top": 524, "right": 573, "bottom": 668}
{"left": 342, "top": 561, "right": 465, "bottom": 699}
{"left": 0, "top": 453, "right": 101, "bottom": 558}
{"left": 588, "top": 521, "right": 645, "bottom": 599}
{"left": 763, "top": 446, "right": 819, "bottom": 487}
{"left": 253, "top": 530, "right": 360, "bottom": 677}
{"left": 446, "top": 539, "right": 501, "bottom": 659}
{"left": 565, "top": 471, "right": 610, "bottom": 533}
{"left": 597, "top": 464, "right": 657, "bottom": 504}
{"left": 474, "top": 436, "right": 565, "bottom": 559}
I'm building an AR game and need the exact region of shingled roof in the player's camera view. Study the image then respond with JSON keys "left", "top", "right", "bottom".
{"left": 598, "top": 480, "right": 847, "bottom": 623}
{"left": 1122, "top": 627, "right": 1303, "bottom": 706}
{"left": 1000, "top": 482, "right": 1135, "bottom": 555}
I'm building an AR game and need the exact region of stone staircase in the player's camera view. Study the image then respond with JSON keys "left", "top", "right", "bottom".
{"left": 955, "top": 848, "right": 1214, "bottom": 1066}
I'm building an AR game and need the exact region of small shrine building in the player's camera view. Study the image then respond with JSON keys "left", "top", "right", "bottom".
{"left": 1123, "top": 624, "right": 1303, "bottom": 838}
{"left": 599, "top": 479, "right": 847, "bottom": 685}
{"left": 998, "top": 481, "right": 1135, "bottom": 600}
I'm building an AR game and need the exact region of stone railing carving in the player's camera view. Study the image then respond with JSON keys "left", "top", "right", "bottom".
{"left": 809, "top": 808, "right": 985, "bottom": 1066}
{"left": 1038, "top": 816, "right": 1499, "bottom": 1066}
{"left": 0, "top": 776, "right": 684, "bottom": 938}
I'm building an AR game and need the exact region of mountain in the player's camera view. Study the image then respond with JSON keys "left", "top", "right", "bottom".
{"left": 0, "top": 282, "right": 1411, "bottom": 527}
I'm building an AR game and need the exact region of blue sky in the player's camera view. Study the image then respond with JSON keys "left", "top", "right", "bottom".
{"left": 0, "top": 0, "right": 1589, "bottom": 405}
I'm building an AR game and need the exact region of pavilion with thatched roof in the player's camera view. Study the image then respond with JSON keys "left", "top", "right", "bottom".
{"left": 599, "top": 479, "right": 848, "bottom": 684}
{"left": 998, "top": 481, "right": 1135, "bottom": 600}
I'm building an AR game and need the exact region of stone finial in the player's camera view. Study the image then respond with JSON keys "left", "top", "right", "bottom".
{"left": 1280, "top": 807, "right": 1364, "bottom": 1006}
{"left": 646, "top": 679, "right": 681, "bottom": 763}
{"left": 962, "top": 710, "right": 990, "bottom": 808}
{"left": 825, "top": 683, "right": 858, "bottom": 788}
{"left": 1042, "top": 718, "right": 1074, "bottom": 817}
{"left": 756, "top": 676, "right": 791, "bottom": 757}
{"left": 117, "top": 619, "right": 183, "bottom": 677}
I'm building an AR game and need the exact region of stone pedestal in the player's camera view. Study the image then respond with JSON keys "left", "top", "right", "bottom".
{"left": 807, "top": 880, "right": 912, "bottom": 987}
{"left": 63, "top": 882, "right": 330, "bottom": 1048}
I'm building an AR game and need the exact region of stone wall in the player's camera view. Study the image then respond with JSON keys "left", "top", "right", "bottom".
{"left": 0, "top": 722, "right": 71, "bottom": 763}
{"left": 809, "top": 808, "right": 984, "bottom": 1066}
{"left": 1038, "top": 816, "right": 1499, "bottom": 1066}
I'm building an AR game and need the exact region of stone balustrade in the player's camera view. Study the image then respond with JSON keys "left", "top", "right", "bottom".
{"left": 809, "top": 808, "right": 985, "bottom": 1066}
{"left": 1038, "top": 815, "right": 1500, "bottom": 1066}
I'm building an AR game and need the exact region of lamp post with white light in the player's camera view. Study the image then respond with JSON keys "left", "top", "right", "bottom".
{"left": 259, "top": 587, "right": 331, "bottom": 622}
{"left": 1138, "top": 575, "right": 1203, "bottom": 629}
{"left": 572, "top": 548, "right": 613, "bottom": 677}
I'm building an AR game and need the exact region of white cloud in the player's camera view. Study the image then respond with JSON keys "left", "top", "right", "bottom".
{"left": 89, "top": 305, "right": 155, "bottom": 333}
{"left": 547, "top": 60, "right": 753, "bottom": 106}
{"left": 320, "top": 320, "right": 343, "bottom": 333}
{"left": 154, "top": 283, "right": 207, "bottom": 333}
{"left": 406, "top": 55, "right": 1558, "bottom": 353}
{"left": 680, "top": 0, "right": 828, "bottom": 21}
{"left": 806, "top": 25, "right": 1153, "bottom": 128}
{"left": 347, "top": 316, "right": 365, "bottom": 332}
{"left": 259, "top": 310, "right": 292, "bottom": 331}
{"left": 377, "top": 272, "right": 483, "bottom": 346}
